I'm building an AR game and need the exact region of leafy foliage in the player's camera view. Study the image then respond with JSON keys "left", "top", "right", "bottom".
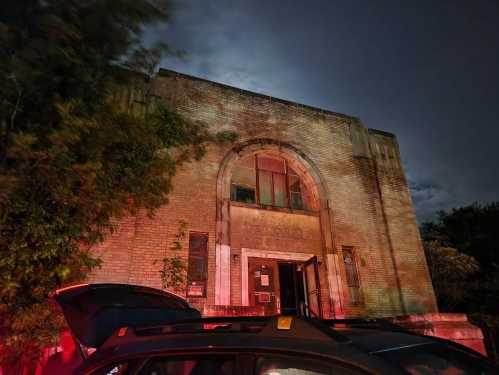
{"left": 421, "top": 202, "right": 499, "bottom": 314}
{"left": 421, "top": 202, "right": 499, "bottom": 272}
{"left": 156, "top": 220, "right": 188, "bottom": 291}
{"left": 0, "top": 0, "right": 237, "bottom": 367}
{"left": 0, "top": 302, "right": 66, "bottom": 366}
{"left": 424, "top": 240, "right": 479, "bottom": 311}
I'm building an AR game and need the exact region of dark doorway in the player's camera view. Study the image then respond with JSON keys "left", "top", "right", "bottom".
{"left": 278, "top": 263, "right": 306, "bottom": 316}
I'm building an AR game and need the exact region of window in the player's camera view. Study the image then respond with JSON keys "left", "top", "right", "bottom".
{"left": 94, "top": 360, "right": 139, "bottom": 375}
{"left": 230, "top": 154, "right": 313, "bottom": 210}
{"left": 288, "top": 167, "right": 304, "bottom": 210}
{"left": 231, "top": 156, "right": 256, "bottom": 204}
{"left": 342, "top": 247, "right": 362, "bottom": 305}
{"left": 257, "top": 155, "right": 287, "bottom": 207}
{"left": 255, "top": 355, "right": 363, "bottom": 375}
{"left": 187, "top": 233, "right": 208, "bottom": 297}
{"left": 138, "top": 355, "right": 235, "bottom": 375}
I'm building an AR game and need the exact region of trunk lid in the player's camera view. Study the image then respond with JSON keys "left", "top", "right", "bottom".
{"left": 52, "top": 283, "right": 201, "bottom": 348}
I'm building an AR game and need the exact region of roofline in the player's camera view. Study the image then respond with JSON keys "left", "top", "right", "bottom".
{"left": 157, "top": 68, "right": 360, "bottom": 122}
{"left": 367, "top": 128, "right": 396, "bottom": 138}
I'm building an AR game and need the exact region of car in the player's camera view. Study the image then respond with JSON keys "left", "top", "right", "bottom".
{"left": 51, "top": 283, "right": 499, "bottom": 375}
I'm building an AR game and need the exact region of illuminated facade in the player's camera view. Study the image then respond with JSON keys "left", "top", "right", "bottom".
{"left": 88, "top": 68, "right": 440, "bottom": 321}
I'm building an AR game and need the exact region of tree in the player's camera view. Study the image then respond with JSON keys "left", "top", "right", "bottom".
{"left": 424, "top": 240, "right": 480, "bottom": 311}
{"left": 0, "top": 0, "right": 236, "bottom": 368}
{"left": 421, "top": 202, "right": 499, "bottom": 314}
{"left": 421, "top": 202, "right": 499, "bottom": 272}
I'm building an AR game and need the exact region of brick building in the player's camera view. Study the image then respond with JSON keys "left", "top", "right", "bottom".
{"left": 89, "top": 68, "right": 439, "bottom": 320}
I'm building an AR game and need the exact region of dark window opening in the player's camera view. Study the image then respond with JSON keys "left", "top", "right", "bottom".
{"left": 342, "top": 247, "right": 362, "bottom": 305}
{"left": 231, "top": 185, "right": 256, "bottom": 204}
{"left": 187, "top": 233, "right": 208, "bottom": 297}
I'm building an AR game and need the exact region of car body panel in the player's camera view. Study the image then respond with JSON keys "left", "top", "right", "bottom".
{"left": 337, "top": 327, "right": 434, "bottom": 353}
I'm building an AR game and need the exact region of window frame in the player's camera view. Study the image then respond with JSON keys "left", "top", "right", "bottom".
{"left": 230, "top": 156, "right": 257, "bottom": 204}
{"left": 341, "top": 246, "right": 364, "bottom": 306}
{"left": 187, "top": 232, "right": 209, "bottom": 298}
{"left": 231, "top": 154, "right": 314, "bottom": 212}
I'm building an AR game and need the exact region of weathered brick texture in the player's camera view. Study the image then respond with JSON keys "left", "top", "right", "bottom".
{"left": 88, "top": 68, "right": 438, "bottom": 318}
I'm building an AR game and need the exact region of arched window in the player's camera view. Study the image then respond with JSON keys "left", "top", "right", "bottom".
{"left": 230, "top": 154, "right": 314, "bottom": 210}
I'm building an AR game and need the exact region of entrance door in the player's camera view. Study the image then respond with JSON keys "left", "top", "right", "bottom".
{"left": 248, "top": 258, "right": 279, "bottom": 315}
{"left": 303, "top": 256, "right": 322, "bottom": 318}
{"left": 276, "top": 257, "right": 322, "bottom": 318}
{"left": 278, "top": 263, "right": 305, "bottom": 316}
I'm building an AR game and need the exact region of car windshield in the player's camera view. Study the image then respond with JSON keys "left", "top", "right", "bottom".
{"left": 374, "top": 342, "right": 496, "bottom": 375}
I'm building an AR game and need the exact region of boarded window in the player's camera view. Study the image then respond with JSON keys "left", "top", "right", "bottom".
{"left": 187, "top": 233, "right": 208, "bottom": 297}
{"left": 342, "top": 247, "right": 362, "bottom": 305}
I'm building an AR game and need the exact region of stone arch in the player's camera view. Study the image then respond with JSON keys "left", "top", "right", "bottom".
{"left": 216, "top": 138, "right": 329, "bottom": 210}
{"left": 214, "top": 139, "right": 345, "bottom": 318}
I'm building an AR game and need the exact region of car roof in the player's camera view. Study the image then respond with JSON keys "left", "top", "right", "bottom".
{"left": 76, "top": 316, "right": 440, "bottom": 374}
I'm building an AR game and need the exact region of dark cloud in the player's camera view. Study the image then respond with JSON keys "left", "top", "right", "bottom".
{"left": 408, "top": 180, "right": 460, "bottom": 223}
{"left": 145, "top": 0, "right": 499, "bottom": 222}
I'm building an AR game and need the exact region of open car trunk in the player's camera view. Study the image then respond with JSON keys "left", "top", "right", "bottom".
{"left": 52, "top": 283, "right": 201, "bottom": 350}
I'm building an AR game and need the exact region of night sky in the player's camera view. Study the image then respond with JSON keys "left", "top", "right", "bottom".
{"left": 145, "top": 0, "right": 499, "bottom": 222}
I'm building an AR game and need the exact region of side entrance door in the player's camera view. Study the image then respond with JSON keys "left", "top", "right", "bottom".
{"left": 303, "top": 256, "right": 322, "bottom": 318}
{"left": 248, "top": 258, "right": 279, "bottom": 315}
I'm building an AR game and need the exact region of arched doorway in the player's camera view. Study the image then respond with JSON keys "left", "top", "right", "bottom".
{"left": 215, "top": 140, "right": 345, "bottom": 318}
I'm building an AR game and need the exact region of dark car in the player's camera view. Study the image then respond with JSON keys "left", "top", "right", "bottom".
{"left": 52, "top": 284, "right": 498, "bottom": 375}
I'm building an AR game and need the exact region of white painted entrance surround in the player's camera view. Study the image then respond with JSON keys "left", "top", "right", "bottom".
{"left": 215, "top": 247, "right": 345, "bottom": 318}
{"left": 240, "top": 248, "right": 314, "bottom": 306}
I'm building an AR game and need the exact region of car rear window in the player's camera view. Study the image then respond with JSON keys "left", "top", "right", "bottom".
{"left": 374, "top": 343, "right": 496, "bottom": 374}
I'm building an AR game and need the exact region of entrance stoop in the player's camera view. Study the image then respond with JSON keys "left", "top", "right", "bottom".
{"left": 203, "top": 305, "right": 265, "bottom": 317}
{"left": 388, "top": 313, "right": 487, "bottom": 356}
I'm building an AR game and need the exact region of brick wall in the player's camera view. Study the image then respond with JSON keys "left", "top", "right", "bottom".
{"left": 87, "top": 69, "right": 437, "bottom": 318}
